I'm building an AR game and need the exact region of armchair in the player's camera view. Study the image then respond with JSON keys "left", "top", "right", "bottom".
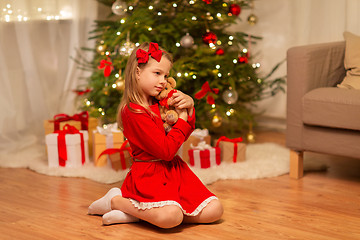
{"left": 286, "top": 41, "right": 360, "bottom": 179}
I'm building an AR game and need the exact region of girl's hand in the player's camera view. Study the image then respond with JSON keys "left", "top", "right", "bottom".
{"left": 171, "top": 91, "right": 194, "bottom": 117}
{"left": 175, "top": 108, "right": 188, "bottom": 122}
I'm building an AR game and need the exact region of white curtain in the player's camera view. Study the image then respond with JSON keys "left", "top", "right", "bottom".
{"left": 235, "top": 0, "right": 360, "bottom": 126}
{"left": 0, "top": 0, "right": 97, "bottom": 166}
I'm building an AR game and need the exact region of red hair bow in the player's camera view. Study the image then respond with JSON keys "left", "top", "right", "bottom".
{"left": 136, "top": 42, "right": 163, "bottom": 63}
{"left": 194, "top": 81, "right": 219, "bottom": 105}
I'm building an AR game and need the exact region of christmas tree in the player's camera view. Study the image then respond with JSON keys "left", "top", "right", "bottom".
{"left": 76, "top": 0, "right": 285, "bottom": 136}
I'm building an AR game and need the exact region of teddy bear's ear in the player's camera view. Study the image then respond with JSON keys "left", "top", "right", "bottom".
{"left": 167, "top": 77, "right": 176, "bottom": 88}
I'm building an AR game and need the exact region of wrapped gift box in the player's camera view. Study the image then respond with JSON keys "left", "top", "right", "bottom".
{"left": 216, "top": 136, "right": 246, "bottom": 163}
{"left": 97, "top": 140, "right": 133, "bottom": 171}
{"left": 43, "top": 111, "right": 98, "bottom": 157}
{"left": 93, "top": 124, "right": 124, "bottom": 167}
{"left": 188, "top": 142, "right": 221, "bottom": 168}
{"left": 178, "top": 129, "right": 211, "bottom": 163}
{"left": 45, "top": 126, "right": 89, "bottom": 168}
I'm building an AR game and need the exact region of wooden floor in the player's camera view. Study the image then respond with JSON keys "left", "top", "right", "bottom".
{"left": 1, "top": 130, "right": 360, "bottom": 240}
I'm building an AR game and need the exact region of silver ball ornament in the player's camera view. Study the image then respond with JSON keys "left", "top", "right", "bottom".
{"left": 112, "top": 0, "right": 127, "bottom": 16}
{"left": 180, "top": 33, "right": 194, "bottom": 48}
{"left": 222, "top": 88, "right": 238, "bottom": 104}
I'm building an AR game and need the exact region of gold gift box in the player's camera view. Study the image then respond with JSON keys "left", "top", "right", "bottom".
{"left": 43, "top": 117, "right": 98, "bottom": 157}
{"left": 217, "top": 141, "right": 246, "bottom": 163}
{"left": 109, "top": 150, "right": 132, "bottom": 171}
{"left": 93, "top": 131, "right": 124, "bottom": 167}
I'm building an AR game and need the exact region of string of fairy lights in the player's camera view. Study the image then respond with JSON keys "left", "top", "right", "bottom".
{"left": 0, "top": 1, "right": 73, "bottom": 22}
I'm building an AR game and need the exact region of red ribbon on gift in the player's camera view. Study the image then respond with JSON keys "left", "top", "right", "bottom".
{"left": 54, "top": 124, "right": 86, "bottom": 167}
{"left": 97, "top": 140, "right": 133, "bottom": 170}
{"left": 194, "top": 81, "right": 219, "bottom": 105}
{"left": 216, "top": 136, "right": 243, "bottom": 163}
{"left": 52, "top": 111, "right": 89, "bottom": 132}
{"left": 159, "top": 89, "right": 177, "bottom": 109}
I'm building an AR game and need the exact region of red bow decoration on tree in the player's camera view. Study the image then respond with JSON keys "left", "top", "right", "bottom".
{"left": 73, "top": 88, "right": 91, "bottom": 96}
{"left": 98, "top": 58, "right": 113, "bottom": 77}
{"left": 194, "top": 81, "right": 219, "bottom": 105}
{"left": 136, "top": 42, "right": 163, "bottom": 63}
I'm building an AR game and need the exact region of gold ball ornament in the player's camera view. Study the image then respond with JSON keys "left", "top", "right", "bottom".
{"left": 246, "top": 131, "right": 256, "bottom": 143}
{"left": 115, "top": 78, "right": 125, "bottom": 91}
{"left": 246, "top": 122, "right": 256, "bottom": 143}
{"left": 247, "top": 13, "right": 258, "bottom": 25}
{"left": 212, "top": 114, "right": 222, "bottom": 127}
{"left": 96, "top": 43, "right": 106, "bottom": 54}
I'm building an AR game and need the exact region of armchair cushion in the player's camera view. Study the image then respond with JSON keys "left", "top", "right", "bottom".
{"left": 303, "top": 87, "right": 360, "bottom": 131}
{"left": 337, "top": 32, "right": 360, "bottom": 89}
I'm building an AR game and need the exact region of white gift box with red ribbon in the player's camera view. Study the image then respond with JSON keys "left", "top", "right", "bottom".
{"left": 188, "top": 141, "right": 221, "bottom": 168}
{"left": 46, "top": 127, "right": 89, "bottom": 168}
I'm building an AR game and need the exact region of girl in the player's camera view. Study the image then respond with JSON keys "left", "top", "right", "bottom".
{"left": 88, "top": 42, "right": 223, "bottom": 229}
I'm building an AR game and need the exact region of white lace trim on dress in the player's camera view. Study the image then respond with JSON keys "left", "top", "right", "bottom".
{"left": 129, "top": 196, "right": 218, "bottom": 217}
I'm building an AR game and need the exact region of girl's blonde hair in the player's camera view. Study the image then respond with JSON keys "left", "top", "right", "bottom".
{"left": 117, "top": 42, "right": 173, "bottom": 130}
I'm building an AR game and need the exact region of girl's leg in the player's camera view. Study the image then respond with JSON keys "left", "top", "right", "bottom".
{"left": 111, "top": 195, "right": 184, "bottom": 229}
{"left": 183, "top": 199, "right": 223, "bottom": 224}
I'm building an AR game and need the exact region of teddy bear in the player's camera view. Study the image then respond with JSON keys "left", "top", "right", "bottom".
{"left": 155, "top": 77, "right": 179, "bottom": 133}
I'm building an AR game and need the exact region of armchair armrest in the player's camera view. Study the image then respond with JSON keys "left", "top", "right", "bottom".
{"left": 286, "top": 41, "right": 346, "bottom": 150}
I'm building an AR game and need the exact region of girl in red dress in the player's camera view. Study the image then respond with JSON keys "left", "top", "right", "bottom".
{"left": 88, "top": 42, "right": 223, "bottom": 229}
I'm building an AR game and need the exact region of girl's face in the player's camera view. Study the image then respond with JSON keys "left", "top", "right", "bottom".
{"left": 137, "top": 56, "right": 171, "bottom": 105}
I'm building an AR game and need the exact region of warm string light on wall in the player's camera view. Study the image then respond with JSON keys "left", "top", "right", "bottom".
{"left": 0, "top": 2, "right": 73, "bottom": 22}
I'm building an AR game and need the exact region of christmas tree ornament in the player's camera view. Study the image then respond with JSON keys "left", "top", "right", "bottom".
{"left": 229, "top": 4, "right": 241, "bottom": 16}
{"left": 222, "top": 88, "right": 238, "bottom": 104}
{"left": 115, "top": 78, "right": 125, "bottom": 91}
{"left": 247, "top": 13, "right": 258, "bottom": 25}
{"left": 238, "top": 56, "right": 248, "bottom": 64}
{"left": 119, "top": 40, "right": 135, "bottom": 56}
{"left": 202, "top": 0, "right": 212, "bottom": 4}
{"left": 112, "top": 0, "right": 128, "bottom": 16}
{"left": 96, "top": 42, "right": 106, "bottom": 54}
{"left": 114, "top": 69, "right": 125, "bottom": 91}
{"left": 119, "top": 32, "right": 135, "bottom": 56}
{"left": 212, "top": 114, "right": 222, "bottom": 127}
{"left": 215, "top": 48, "right": 224, "bottom": 55}
{"left": 195, "top": 81, "right": 219, "bottom": 105}
{"left": 98, "top": 58, "right": 113, "bottom": 77}
{"left": 180, "top": 33, "right": 194, "bottom": 48}
{"left": 246, "top": 122, "right": 256, "bottom": 143}
{"left": 202, "top": 31, "right": 217, "bottom": 44}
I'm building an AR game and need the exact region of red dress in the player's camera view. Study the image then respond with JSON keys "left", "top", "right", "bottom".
{"left": 120, "top": 102, "right": 217, "bottom": 216}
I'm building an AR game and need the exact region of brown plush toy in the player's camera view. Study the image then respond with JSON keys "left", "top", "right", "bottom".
{"left": 155, "top": 77, "right": 179, "bottom": 133}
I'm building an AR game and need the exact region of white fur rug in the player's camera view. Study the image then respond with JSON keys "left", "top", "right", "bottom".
{"left": 0, "top": 143, "right": 327, "bottom": 185}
